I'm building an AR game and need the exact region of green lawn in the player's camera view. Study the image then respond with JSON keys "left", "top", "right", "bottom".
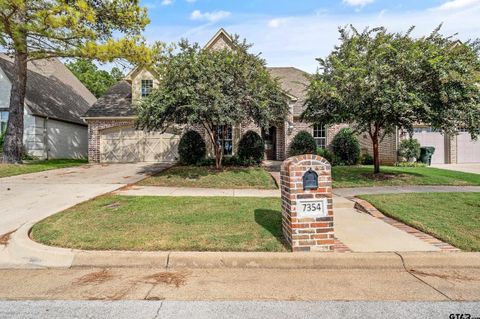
{"left": 31, "top": 195, "right": 286, "bottom": 252}
{"left": 137, "top": 165, "right": 278, "bottom": 189}
{"left": 358, "top": 192, "right": 480, "bottom": 251}
{"left": 332, "top": 166, "right": 480, "bottom": 188}
{"left": 0, "top": 159, "right": 88, "bottom": 178}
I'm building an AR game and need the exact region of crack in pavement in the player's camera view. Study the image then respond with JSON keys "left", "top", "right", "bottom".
{"left": 153, "top": 301, "right": 164, "bottom": 319}
{"left": 395, "top": 252, "right": 453, "bottom": 301}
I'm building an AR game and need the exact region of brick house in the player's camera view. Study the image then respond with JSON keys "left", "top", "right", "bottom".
{"left": 83, "top": 29, "right": 479, "bottom": 164}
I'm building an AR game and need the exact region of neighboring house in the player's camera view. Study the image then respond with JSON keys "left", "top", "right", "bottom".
{"left": 83, "top": 29, "right": 480, "bottom": 164}
{"left": 0, "top": 54, "right": 96, "bottom": 159}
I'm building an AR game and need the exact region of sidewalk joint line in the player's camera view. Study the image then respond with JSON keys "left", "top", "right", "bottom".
{"left": 394, "top": 252, "right": 453, "bottom": 301}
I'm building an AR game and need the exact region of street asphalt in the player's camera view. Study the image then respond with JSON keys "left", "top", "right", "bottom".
{"left": 0, "top": 300, "right": 479, "bottom": 319}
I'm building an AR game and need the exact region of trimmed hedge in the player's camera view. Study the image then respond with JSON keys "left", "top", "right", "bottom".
{"left": 238, "top": 130, "right": 264, "bottom": 163}
{"left": 178, "top": 130, "right": 206, "bottom": 165}
{"left": 331, "top": 128, "right": 360, "bottom": 165}
{"left": 290, "top": 131, "right": 317, "bottom": 156}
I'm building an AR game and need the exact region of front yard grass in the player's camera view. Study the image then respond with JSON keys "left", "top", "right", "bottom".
{"left": 137, "top": 165, "right": 277, "bottom": 189}
{"left": 31, "top": 195, "right": 286, "bottom": 252}
{"left": 0, "top": 159, "right": 87, "bottom": 178}
{"left": 332, "top": 166, "right": 480, "bottom": 188}
{"left": 358, "top": 192, "right": 480, "bottom": 251}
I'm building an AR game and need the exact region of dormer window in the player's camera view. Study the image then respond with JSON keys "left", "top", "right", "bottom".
{"left": 141, "top": 79, "right": 153, "bottom": 97}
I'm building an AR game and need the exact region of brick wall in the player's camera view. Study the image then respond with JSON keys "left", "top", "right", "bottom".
{"left": 281, "top": 154, "right": 334, "bottom": 252}
{"left": 87, "top": 119, "right": 135, "bottom": 163}
{"left": 357, "top": 131, "right": 398, "bottom": 164}
{"left": 287, "top": 118, "right": 398, "bottom": 164}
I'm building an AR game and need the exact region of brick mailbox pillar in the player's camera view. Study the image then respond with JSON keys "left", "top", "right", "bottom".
{"left": 280, "top": 154, "right": 334, "bottom": 252}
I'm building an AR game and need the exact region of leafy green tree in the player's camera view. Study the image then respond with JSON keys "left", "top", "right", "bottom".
{"left": 0, "top": 0, "right": 153, "bottom": 163}
{"left": 303, "top": 25, "right": 480, "bottom": 173}
{"left": 136, "top": 38, "right": 289, "bottom": 169}
{"left": 67, "top": 59, "right": 125, "bottom": 97}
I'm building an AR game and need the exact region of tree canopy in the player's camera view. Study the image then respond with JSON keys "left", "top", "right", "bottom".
{"left": 67, "top": 59, "right": 124, "bottom": 97}
{"left": 0, "top": 0, "right": 155, "bottom": 163}
{"left": 303, "top": 25, "right": 480, "bottom": 173}
{"left": 136, "top": 38, "right": 289, "bottom": 168}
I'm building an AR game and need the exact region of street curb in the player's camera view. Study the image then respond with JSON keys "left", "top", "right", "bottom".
{"left": 3, "top": 223, "right": 480, "bottom": 270}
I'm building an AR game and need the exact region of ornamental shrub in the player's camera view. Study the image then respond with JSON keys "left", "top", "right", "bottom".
{"left": 398, "top": 138, "right": 421, "bottom": 162}
{"left": 331, "top": 128, "right": 360, "bottom": 165}
{"left": 289, "top": 131, "right": 317, "bottom": 156}
{"left": 178, "top": 130, "right": 206, "bottom": 165}
{"left": 360, "top": 152, "right": 374, "bottom": 165}
{"left": 316, "top": 147, "right": 334, "bottom": 164}
{"left": 238, "top": 130, "right": 264, "bottom": 163}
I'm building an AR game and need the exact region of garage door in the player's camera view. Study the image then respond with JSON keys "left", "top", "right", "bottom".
{"left": 457, "top": 131, "right": 480, "bottom": 163}
{"left": 413, "top": 127, "right": 446, "bottom": 164}
{"left": 100, "top": 126, "right": 180, "bottom": 163}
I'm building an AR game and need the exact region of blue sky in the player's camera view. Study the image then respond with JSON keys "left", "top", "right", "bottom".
{"left": 135, "top": 0, "right": 480, "bottom": 72}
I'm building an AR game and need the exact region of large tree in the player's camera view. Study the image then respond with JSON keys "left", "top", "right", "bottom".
{"left": 67, "top": 59, "right": 124, "bottom": 97}
{"left": 136, "top": 38, "right": 289, "bottom": 169}
{"left": 0, "top": 0, "right": 152, "bottom": 163}
{"left": 303, "top": 26, "right": 480, "bottom": 173}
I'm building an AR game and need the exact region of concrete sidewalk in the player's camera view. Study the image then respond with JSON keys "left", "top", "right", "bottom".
{"left": 333, "top": 197, "right": 439, "bottom": 252}
{"left": 333, "top": 185, "right": 480, "bottom": 197}
{"left": 115, "top": 186, "right": 280, "bottom": 197}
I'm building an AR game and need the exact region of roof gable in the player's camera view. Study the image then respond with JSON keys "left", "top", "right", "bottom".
{"left": 204, "top": 28, "right": 234, "bottom": 50}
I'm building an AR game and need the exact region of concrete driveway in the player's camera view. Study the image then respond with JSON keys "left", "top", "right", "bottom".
{"left": 0, "top": 163, "right": 169, "bottom": 235}
{"left": 431, "top": 163, "right": 480, "bottom": 175}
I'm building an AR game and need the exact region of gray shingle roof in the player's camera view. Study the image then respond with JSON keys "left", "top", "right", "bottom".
{"left": 267, "top": 67, "right": 310, "bottom": 116}
{"left": 84, "top": 67, "right": 310, "bottom": 118}
{"left": 0, "top": 54, "right": 96, "bottom": 125}
{"left": 83, "top": 80, "right": 134, "bottom": 118}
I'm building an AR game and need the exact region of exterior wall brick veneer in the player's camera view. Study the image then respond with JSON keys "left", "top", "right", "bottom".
{"left": 281, "top": 154, "right": 334, "bottom": 252}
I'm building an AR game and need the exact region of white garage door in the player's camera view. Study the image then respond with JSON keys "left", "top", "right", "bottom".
{"left": 413, "top": 127, "right": 446, "bottom": 164}
{"left": 457, "top": 131, "right": 480, "bottom": 163}
{"left": 100, "top": 126, "right": 180, "bottom": 163}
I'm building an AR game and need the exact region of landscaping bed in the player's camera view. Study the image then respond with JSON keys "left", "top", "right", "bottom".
{"left": 31, "top": 195, "right": 286, "bottom": 252}
{"left": 358, "top": 192, "right": 480, "bottom": 251}
{"left": 137, "top": 165, "right": 278, "bottom": 189}
{"left": 0, "top": 159, "right": 88, "bottom": 178}
{"left": 332, "top": 166, "right": 480, "bottom": 188}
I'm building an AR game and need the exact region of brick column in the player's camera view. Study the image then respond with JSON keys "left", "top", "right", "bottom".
{"left": 280, "top": 154, "right": 334, "bottom": 252}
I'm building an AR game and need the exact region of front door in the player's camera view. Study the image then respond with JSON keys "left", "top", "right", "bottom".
{"left": 262, "top": 126, "right": 277, "bottom": 160}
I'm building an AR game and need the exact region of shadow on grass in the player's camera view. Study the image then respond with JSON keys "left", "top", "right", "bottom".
{"left": 254, "top": 209, "right": 290, "bottom": 250}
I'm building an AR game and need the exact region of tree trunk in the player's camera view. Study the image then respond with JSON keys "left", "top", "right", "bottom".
{"left": 2, "top": 51, "right": 28, "bottom": 164}
{"left": 372, "top": 132, "right": 380, "bottom": 174}
{"left": 203, "top": 123, "right": 223, "bottom": 170}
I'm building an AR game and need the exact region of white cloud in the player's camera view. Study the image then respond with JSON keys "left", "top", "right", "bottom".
{"left": 342, "top": 0, "right": 374, "bottom": 7}
{"left": 190, "top": 10, "right": 231, "bottom": 23}
{"left": 144, "top": 4, "right": 480, "bottom": 73}
{"left": 434, "top": 0, "right": 480, "bottom": 10}
{"left": 161, "top": 0, "right": 173, "bottom": 5}
{"left": 268, "top": 18, "right": 288, "bottom": 28}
